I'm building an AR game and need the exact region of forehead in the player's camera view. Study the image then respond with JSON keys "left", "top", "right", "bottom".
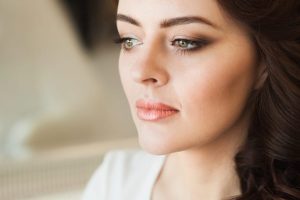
{"left": 117, "top": 0, "right": 226, "bottom": 27}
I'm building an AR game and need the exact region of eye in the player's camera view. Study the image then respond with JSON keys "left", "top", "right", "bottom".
{"left": 114, "top": 37, "right": 142, "bottom": 50}
{"left": 171, "top": 38, "right": 209, "bottom": 52}
{"left": 172, "top": 39, "right": 196, "bottom": 49}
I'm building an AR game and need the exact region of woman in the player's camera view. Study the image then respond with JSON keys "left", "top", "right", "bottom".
{"left": 83, "top": 0, "right": 300, "bottom": 199}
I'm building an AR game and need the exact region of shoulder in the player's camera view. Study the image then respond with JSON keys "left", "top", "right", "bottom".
{"left": 82, "top": 149, "right": 165, "bottom": 200}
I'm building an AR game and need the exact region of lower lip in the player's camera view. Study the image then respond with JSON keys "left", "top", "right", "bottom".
{"left": 136, "top": 108, "right": 179, "bottom": 121}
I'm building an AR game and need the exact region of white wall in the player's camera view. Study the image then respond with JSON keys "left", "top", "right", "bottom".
{"left": 0, "top": 0, "right": 135, "bottom": 158}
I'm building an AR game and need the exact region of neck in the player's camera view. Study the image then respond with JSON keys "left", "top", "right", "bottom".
{"left": 160, "top": 114, "right": 249, "bottom": 200}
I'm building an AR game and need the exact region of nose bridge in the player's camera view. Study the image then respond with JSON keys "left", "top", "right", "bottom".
{"left": 131, "top": 37, "right": 169, "bottom": 86}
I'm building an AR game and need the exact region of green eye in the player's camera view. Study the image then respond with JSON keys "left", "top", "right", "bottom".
{"left": 114, "top": 37, "right": 142, "bottom": 50}
{"left": 123, "top": 38, "right": 142, "bottom": 49}
{"left": 173, "top": 39, "right": 198, "bottom": 49}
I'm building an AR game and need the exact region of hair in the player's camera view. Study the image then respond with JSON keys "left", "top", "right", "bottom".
{"left": 62, "top": 0, "right": 117, "bottom": 49}
{"left": 113, "top": 0, "right": 300, "bottom": 199}
{"left": 216, "top": 0, "right": 300, "bottom": 199}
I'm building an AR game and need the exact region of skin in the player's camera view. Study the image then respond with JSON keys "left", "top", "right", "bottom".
{"left": 116, "top": 0, "right": 264, "bottom": 199}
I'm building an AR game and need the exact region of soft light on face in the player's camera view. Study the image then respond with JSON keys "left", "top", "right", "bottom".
{"left": 117, "top": 0, "right": 260, "bottom": 155}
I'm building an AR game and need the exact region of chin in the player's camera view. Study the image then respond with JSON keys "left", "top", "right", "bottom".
{"left": 134, "top": 120, "right": 196, "bottom": 155}
{"left": 135, "top": 125, "right": 170, "bottom": 154}
{"left": 137, "top": 132, "right": 186, "bottom": 155}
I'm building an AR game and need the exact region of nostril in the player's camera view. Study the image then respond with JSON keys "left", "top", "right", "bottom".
{"left": 141, "top": 77, "right": 159, "bottom": 85}
{"left": 131, "top": 65, "right": 169, "bottom": 86}
{"left": 148, "top": 78, "right": 158, "bottom": 83}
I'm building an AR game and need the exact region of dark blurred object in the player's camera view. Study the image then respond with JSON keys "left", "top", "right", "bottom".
{"left": 61, "top": 0, "right": 117, "bottom": 50}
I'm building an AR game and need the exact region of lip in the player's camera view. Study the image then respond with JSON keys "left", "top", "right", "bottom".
{"left": 135, "top": 99, "right": 179, "bottom": 121}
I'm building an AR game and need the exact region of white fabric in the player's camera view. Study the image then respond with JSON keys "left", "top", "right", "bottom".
{"left": 82, "top": 149, "right": 166, "bottom": 200}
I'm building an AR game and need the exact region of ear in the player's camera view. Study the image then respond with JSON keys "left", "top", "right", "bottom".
{"left": 254, "top": 62, "right": 268, "bottom": 90}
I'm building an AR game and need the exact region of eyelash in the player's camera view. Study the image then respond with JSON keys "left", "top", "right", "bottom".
{"left": 114, "top": 37, "right": 142, "bottom": 50}
{"left": 114, "top": 37, "right": 209, "bottom": 54}
{"left": 171, "top": 38, "right": 209, "bottom": 54}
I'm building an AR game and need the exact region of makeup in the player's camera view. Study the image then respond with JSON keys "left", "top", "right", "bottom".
{"left": 136, "top": 99, "right": 179, "bottom": 121}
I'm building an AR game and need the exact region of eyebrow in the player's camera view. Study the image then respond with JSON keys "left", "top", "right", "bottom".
{"left": 117, "top": 14, "right": 141, "bottom": 26}
{"left": 116, "top": 14, "right": 219, "bottom": 29}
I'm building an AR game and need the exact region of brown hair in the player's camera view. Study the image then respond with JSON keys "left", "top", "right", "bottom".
{"left": 216, "top": 0, "right": 300, "bottom": 199}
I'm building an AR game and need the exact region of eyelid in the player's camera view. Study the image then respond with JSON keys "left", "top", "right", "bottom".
{"left": 171, "top": 34, "right": 210, "bottom": 41}
{"left": 172, "top": 35, "right": 210, "bottom": 42}
{"left": 114, "top": 35, "right": 139, "bottom": 44}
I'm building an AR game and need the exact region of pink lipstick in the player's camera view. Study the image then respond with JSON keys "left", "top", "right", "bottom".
{"left": 136, "top": 99, "right": 179, "bottom": 121}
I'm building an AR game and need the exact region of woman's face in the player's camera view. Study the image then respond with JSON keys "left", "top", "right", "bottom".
{"left": 117, "top": 0, "right": 260, "bottom": 154}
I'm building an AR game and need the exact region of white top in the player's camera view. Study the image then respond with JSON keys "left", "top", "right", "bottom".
{"left": 82, "top": 149, "right": 166, "bottom": 200}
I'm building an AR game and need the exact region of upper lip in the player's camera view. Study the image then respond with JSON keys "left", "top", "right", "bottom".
{"left": 136, "top": 99, "right": 179, "bottom": 111}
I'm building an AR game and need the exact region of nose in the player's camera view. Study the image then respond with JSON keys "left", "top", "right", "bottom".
{"left": 131, "top": 42, "right": 169, "bottom": 87}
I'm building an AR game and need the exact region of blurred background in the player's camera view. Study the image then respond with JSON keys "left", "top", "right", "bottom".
{"left": 0, "top": 0, "right": 139, "bottom": 199}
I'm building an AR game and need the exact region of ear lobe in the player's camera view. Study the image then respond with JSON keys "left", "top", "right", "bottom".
{"left": 254, "top": 63, "right": 268, "bottom": 90}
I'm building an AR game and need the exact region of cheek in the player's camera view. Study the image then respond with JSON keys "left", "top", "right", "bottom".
{"left": 118, "top": 55, "right": 139, "bottom": 112}
{"left": 177, "top": 49, "right": 257, "bottom": 135}
{"left": 119, "top": 56, "right": 131, "bottom": 95}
